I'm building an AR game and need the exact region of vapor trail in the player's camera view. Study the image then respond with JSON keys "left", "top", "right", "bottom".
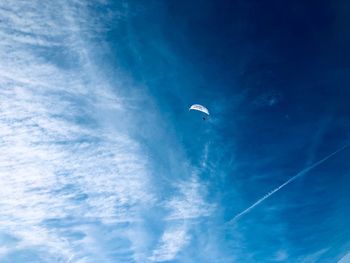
{"left": 228, "top": 142, "right": 350, "bottom": 223}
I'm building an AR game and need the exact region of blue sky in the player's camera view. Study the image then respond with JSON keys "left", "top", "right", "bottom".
{"left": 0, "top": 0, "right": 349, "bottom": 262}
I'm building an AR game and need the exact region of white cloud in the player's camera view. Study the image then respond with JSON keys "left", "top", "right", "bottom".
{"left": 149, "top": 224, "right": 190, "bottom": 262}
{"left": 0, "top": 1, "right": 155, "bottom": 262}
{"left": 165, "top": 174, "right": 214, "bottom": 221}
{"left": 149, "top": 172, "right": 214, "bottom": 261}
{"left": 0, "top": 1, "right": 217, "bottom": 262}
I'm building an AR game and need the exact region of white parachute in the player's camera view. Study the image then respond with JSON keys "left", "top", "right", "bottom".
{"left": 189, "top": 104, "right": 209, "bottom": 115}
{"left": 189, "top": 104, "right": 209, "bottom": 120}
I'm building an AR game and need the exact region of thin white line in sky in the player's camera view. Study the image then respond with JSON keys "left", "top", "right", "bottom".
{"left": 228, "top": 142, "right": 350, "bottom": 223}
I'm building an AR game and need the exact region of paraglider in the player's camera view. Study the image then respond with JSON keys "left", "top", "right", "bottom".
{"left": 189, "top": 104, "right": 209, "bottom": 120}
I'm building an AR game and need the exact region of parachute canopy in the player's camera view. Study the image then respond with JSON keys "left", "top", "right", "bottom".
{"left": 189, "top": 104, "right": 209, "bottom": 115}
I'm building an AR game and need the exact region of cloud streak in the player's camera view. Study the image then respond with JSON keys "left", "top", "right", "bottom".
{"left": 149, "top": 224, "right": 190, "bottom": 262}
{"left": 149, "top": 143, "right": 215, "bottom": 262}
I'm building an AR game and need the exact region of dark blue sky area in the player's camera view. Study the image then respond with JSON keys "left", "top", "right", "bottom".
{"left": 107, "top": 0, "right": 350, "bottom": 164}
{"left": 104, "top": 0, "right": 350, "bottom": 261}
{"left": 108, "top": 0, "right": 350, "bottom": 126}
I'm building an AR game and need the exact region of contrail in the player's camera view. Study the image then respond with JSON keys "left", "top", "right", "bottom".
{"left": 228, "top": 142, "right": 350, "bottom": 224}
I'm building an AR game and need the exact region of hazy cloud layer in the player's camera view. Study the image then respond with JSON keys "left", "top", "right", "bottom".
{"left": 0, "top": 1, "right": 214, "bottom": 262}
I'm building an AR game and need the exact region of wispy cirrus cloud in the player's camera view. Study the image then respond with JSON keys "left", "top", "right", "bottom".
{"left": 149, "top": 224, "right": 190, "bottom": 262}
{"left": 0, "top": 1, "right": 216, "bottom": 262}
{"left": 0, "top": 1, "right": 157, "bottom": 262}
{"left": 149, "top": 152, "right": 215, "bottom": 262}
{"left": 165, "top": 174, "right": 214, "bottom": 221}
